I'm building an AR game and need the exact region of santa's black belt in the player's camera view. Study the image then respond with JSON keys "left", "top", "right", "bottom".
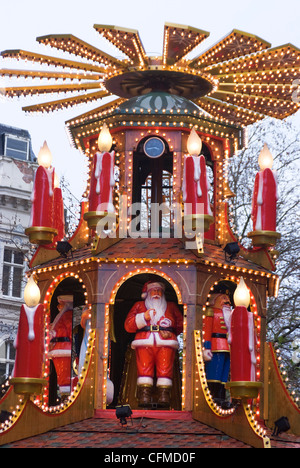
{"left": 50, "top": 337, "right": 70, "bottom": 343}
{"left": 211, "top": 333, "right": 227, "bottom": 339}
{"left": 139, "top": 325, "right": 176, "bottom": 333}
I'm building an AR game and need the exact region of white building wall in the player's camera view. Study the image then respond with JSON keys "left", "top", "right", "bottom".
{"left": 0, "top": 127, "right": 37, "bottom": 382}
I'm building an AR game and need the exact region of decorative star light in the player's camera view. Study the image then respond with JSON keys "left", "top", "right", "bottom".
{"left": 1, "top": 23, "right": 299, "bottom": 126}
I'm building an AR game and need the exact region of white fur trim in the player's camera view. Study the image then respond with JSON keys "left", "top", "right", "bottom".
{"left": 147, "top": 282, "right": 165, "bottom": 292}
{"left": 131, "top": 333, "right": 179, "bottom": 349}
{"left": 48, "top": 349, "right": 71, "bottom": 358}
{"left": 57, "top": 295, "right": 73, "bottom": 303}
{"left": 154, "top": 333, "right": 179, "bottom": 349}
{"left": 135, "top": 313, "right": 147, "bottom": 329}
{"left": 157, "top": 377, "right": 172, "bottom": 387}
{"left": 137, "top": 376, "right": 153, "bottom": 386}
{"left": 131, "top": 334, "right": 154, "bottom": 348}
{"left": 59, "top": 386, "right": 71, "bottom": 393}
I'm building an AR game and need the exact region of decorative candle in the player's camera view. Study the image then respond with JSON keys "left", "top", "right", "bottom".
{"left": 29, "top": 141, "right": 55, "bottom": 229}
{"left": 182, "top": 127, "right": 213, "bottom": 217}
{"left": 88, "top": 124, "right": 115, "bottom": 214}
{"left": 251, "top": 143, "right": 278, "bottom": 232}
{"left": 229, "top": 278, "right": 256, "bottom": 382}
{"left": 13, "top": 276, "right": 45, "bottom": 380}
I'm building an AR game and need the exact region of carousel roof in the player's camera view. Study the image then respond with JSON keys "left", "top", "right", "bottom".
{"left": 1, "top": 23, "right": 299, "bottom": 127}
{"left": 31, "top": 237, "right": 275, "bottom": 276}
{"left": 2, "top": 412, "right": 299, "bottom": 448}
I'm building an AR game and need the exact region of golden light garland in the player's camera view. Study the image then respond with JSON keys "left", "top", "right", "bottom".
{"left": 100, "top": 267, "right": 187, "bottom": 409}
{"left": 1, "top": 23, "right": 299, "bottom": 124}
{"left": 33, "top": 270, "right": 89, "bottom": 408}
{"left": 202, "top": 277, "right": 262, "bottom": 416}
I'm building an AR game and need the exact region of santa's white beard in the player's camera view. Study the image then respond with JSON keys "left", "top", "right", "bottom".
{"left": 145, "top": 294, "right": 167, "bottom": 324}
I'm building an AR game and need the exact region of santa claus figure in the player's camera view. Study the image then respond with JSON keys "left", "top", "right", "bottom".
{"left": 125, "top": 281, "right": 183, "bottom": 408}
{"left": 203, "top": 292, "right": 232, "bottom": 408}
{"left": 48, "top": 295, "right": 73, "bottom": 396}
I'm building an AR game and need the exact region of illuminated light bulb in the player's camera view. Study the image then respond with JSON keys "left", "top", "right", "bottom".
{"left": 24, "top": 275, "right": 41, "bottom": 307}
{"left": 37, "top": 141, "right": 53, "bottom": 168}
{"left": 258, "top": 143, "right": 273, "bottom": 170}
{"left": 98, "top": 122, "right": 113, "bottom": 152}
{"left": 233, "top": 277, "right": 250, "bottom": 308}
{"left": 187, "top": 126, "right": 202, "bottom": 156}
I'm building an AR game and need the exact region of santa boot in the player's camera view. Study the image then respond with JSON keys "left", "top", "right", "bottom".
{"left": 137, "top": 385, "right": 152, "bottom": 407}
{"left": 157, "top": 386, "right": 171, "bottom": 408}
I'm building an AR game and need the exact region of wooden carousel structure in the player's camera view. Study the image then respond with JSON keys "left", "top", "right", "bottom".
{"left": 0, "top": 23, "right": 299, "bottom": 448}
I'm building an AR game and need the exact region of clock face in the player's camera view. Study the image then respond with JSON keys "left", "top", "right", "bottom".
{"left": 144, "top": 137, "right": 165, "bottom": 158}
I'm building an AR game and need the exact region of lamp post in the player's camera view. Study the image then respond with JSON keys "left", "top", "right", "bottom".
{"left": 25, "top": 141, "right": 58, "bottom": 244}
{"left": 182, "top": 126, "right": 214, "bottom": 235}
{"left": 10, "top": 276, "right": 47, "bottom": 397}
{"left": 84, "top": 123, "right": 116, "bottom": 231}
{"left": 226, "top": 278, "right": 262, "bottom": 400}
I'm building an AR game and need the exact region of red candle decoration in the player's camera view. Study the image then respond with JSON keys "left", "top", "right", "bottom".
{"left": 182, "top": 127, "right": 214, "bottom": 234}
{"left": 251, "top": 143, "right": 278, "bottom": 232}
{"left": 88, "top": 150, "right": 115, "bottom": 214}
{"left": 182, "top": 153, "right": 213, "bottom": 217}
{"left": 26, "top": 141, "right": 57, "bottom": 244}
{"left": 30, "top": 165, "right": 55, "bottom": 228}
{"left": 84, "top": 123, "right": 116, "bottom": 230}
{"left": 11, "top": 276, "right": 46, "bottom": 395}
{"left": 30, "top": 141, "right": 55, "bottom": 228}
{"left": 229, "top": 278, "right": 256, "bottom": 382}
{"left": 13, "top": 303, "right": 45, "bottom": 379}
{"left": 53, "top": 174, "right": 65, "bottom": 243}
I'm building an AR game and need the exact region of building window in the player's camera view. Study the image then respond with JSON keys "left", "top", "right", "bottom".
{"left": 1, "top": 248, "right": 24, "bottom": 298}
{"left": 141, "top": 171, "right": 173, "bottom": 233}
{"left": 4, "top": 135, "right": 29, "bottom": 161}
{"left": 0, "top": 340, "right": 15, "bottom": 383}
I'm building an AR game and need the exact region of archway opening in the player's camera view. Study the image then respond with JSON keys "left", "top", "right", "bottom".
{"left": 108, "top": 272, "right": 183, "bottom": 410}
{"left": 132, "top": 136, "right": 173, "bottom": 236}
{"left": 203, "top": 278, "right": 261, "bottom": 410}
{"left": 47, "top": 276, "right": 87, "bottom": 406}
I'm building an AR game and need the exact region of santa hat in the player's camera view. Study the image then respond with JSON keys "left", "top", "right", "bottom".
{"left": 57, "top": 295, "right": 73, "bottom": 304}
{"left": 141, "top": 281, "right": 165, "bottom": 299}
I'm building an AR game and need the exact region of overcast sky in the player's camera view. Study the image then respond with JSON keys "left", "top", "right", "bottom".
{"left": 0, "top": 0, "right": 299, "bottom": 199}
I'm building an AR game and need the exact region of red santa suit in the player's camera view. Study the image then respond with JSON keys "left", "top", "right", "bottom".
{"left": 48, "top": 295, "right": 73, "bottom": 394}
{"left": 125, "top": 282, "right": 183, "bottom": 388}
{"left": 251, "top": 167, "right": 277, "bottom": 232}
{"left": 13, "top": 304, "right": 45, "bottom": 379}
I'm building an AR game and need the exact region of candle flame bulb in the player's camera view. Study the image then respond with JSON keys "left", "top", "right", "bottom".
{"left": 258, "top": 143, "right": 273, "bottom": 170}
{"left": 233, "top": 277, "right": 250, "bottom": 308}
{"left": 37, "top": 141, "right": 53, "bottom": 168}
{"left": 98, "top": 123, "right": 113, "bottom": 153}
{"left": 24, "top": 275, "right": 41, "bottom": 307}
{"left": 187, "top": 126, "right": 202, "bottom": 156}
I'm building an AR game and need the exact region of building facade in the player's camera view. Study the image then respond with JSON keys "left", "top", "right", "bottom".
{"left": 0, "top": 124, "right": 36, "bottom": 381}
